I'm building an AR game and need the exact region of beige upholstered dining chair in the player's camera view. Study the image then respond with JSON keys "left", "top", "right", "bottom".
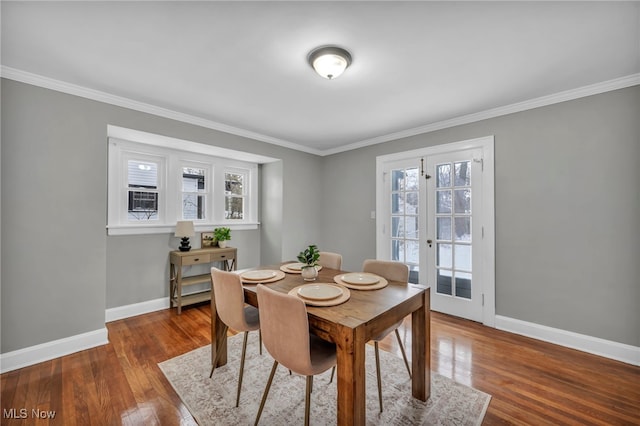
{"left": 318, "top": 251, "right": 342, "bottom": 270}
{"left": 362, "top": 259, "right": 411, "bottom": 412}
{"left": 210, "top": 267, "right": 261, "bottom": 408}
{"left": 254, "top": 284, "right": 337, "bottom": 426}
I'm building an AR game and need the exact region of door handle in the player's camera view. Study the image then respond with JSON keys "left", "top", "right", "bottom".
{"left": 427, "top": 239, "right": 433, "bottom": 248}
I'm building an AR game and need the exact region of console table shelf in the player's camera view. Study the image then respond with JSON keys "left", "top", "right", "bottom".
{"left": 169, "top": 247, "right": 237, "bottom": 314}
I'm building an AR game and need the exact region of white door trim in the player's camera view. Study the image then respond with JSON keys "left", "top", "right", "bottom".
{"left": 376, "top": 135, "right": 495, "bottom": 327}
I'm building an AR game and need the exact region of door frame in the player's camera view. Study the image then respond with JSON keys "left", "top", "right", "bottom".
{"left": 376, "top": 135, "right": 496, "bottom": 327}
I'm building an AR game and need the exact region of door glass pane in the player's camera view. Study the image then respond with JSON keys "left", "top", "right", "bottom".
{"left": 437, "top": 243, "right": 452, "bottom": 268}
{"left": 437, "top": 269, "right": 452, "bottom": 295}
{"left": 455, "top": 273, "right": 472, "bottom": 299}
{"left": 454, "top": 161, "right": 471, "bottom": 186}
{"left": 437, "top": 217, "right": 451, "bottom": 240}
{"left": 392, "top": 216, "right": 402, "bottom": 238}
{"left": 406, "top": 240, "right": 419, "bottom": 264}
{"left": 405, "top": 216, "right": 418, "bottom": 239}
{"left": 406, "top": 192, "right": 418, "bottom": 214}
{"left": 392, "top": 170, "right": 405, "bottom": 191}
{"left": 454, "top": 189, "right": 471, "bottom": 213}
{"left": 392, "top": 193, "right": 402, "bottom": 214}
{"left": 454, "top": 217, "right": 471, "bottom": 241}
{"left": 405, "top": 168, "right": 419, "bottom": 190}
{"left": 436, "top": 190, "right": 452, "bottom": 214}
{"left": 454, "top": 244, "right": 472, "bottom": 271}
{"left": 436, "top": 163, "right": 451, "bottom": 187}
{"left": 391, "top": 239, "right": 403, "bottom": 261}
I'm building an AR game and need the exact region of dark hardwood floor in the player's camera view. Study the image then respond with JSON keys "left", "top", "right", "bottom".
{"left": 2, "top": 304, "right": 639, "bottom": 425}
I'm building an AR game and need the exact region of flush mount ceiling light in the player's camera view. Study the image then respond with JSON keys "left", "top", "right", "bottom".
{"left": 308, "top": 46, "right": 352, "bottom": 80}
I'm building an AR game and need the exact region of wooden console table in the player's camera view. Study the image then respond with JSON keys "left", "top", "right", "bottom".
{"left": 169, "top": 247, "right": 237, "bottom": 314}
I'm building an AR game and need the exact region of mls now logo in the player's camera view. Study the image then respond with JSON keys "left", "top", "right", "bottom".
{"left": 3, "top": 408, "right": 56, "bottom": 419}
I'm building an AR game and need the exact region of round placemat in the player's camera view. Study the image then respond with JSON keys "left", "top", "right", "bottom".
{"left": 280, "top": 264, "right": 323, "bottom": 274}
{"left": 333, "top": 273, "right": 388, "bottom": 290}
{"left": 241, "top": 270, "right": 286, "bottom": 284}
{"left": 288, "top": 283, "right": 351, "bottom": 306}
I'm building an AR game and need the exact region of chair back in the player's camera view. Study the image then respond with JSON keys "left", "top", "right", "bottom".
{"left": 318, "top": 251, "right": 342, "bottom": 270}
{"left": 210, "top": 267, "right": 251, "bottom": 331}
{"left": 362, "top": 259, "right": 409, "bottom": 283}
{"left": 256, "top": 284, "right": 316, "bottom": 376}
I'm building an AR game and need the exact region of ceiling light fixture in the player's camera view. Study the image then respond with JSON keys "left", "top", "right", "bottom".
{"left": 308, "top": 46, "right": 352, "bottom": 80}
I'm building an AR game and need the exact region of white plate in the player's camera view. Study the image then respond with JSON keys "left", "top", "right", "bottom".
{"left": 241, "top": 270, "right": 277, "bottom": 281}
{"left": 297, "top": 284, "right": 343, "bottom": 301}
{"left": 286, "top": 263, "right": 306, "bottom": 271}
{"left": 341, "top": 273, "right": 380, "bottom": 285}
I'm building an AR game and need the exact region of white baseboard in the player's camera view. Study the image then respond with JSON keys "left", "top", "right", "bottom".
{"left": 105, "top": 297, "right": 170, "bottom": 322}
{"left": 0, "top": 328, "right": 109, "bottom": 374}
{"left": 495, "top": 315, "right": 640, "bottom": 366}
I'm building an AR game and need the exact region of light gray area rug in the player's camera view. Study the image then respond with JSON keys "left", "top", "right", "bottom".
{"left": 159, "top": 334, "right": 490, "bottom": 425}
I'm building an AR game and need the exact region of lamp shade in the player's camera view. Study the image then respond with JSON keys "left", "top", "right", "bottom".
{"left": 175, "top": 221, "right": 195, "bottom": 237}
{"left": 308, "top": 46, "right": 352, "bottom": 80}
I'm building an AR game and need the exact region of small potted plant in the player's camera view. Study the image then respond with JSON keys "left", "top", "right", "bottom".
{"left": 214, "top": 227, "right": 231, "bottom": 248}
{"left": 297, "top": 244, "right": 320, "bottom": 281}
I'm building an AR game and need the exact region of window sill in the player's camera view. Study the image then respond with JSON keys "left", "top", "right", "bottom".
{"left": 107, "top": 222, "right": 260, "bottom": 236}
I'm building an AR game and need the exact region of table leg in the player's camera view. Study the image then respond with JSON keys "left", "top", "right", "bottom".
{"left": 210, "top": 294, "right": 228, "bottom": 369}
{"left": 411, "top": 290, "right": 431, "bottom": 400}
{"left": 335, "top": 325, "right": 366, "bottom": 426}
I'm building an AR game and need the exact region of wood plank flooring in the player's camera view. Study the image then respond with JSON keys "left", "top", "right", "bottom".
{"left": 2, "top": 304, "right": 639, "bottom": 425}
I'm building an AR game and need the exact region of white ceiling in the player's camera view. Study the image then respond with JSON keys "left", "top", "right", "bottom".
{"left": 2, "top": 1, "right": 639, "bottom": 155}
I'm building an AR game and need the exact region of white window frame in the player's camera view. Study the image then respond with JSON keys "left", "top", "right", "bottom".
{"left": 107, "top": 127, "right": 269, "bottom": 236}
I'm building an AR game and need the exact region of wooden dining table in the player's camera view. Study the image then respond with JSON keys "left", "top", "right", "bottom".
{"left": 210, "top": 263, "right": 431, "bottom": 426}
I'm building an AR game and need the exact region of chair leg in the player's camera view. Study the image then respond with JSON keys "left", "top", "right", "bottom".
{"left": 395, "top": 328, "right": 412, "bottom": 378}
{"left": 304, "top": 376, "right": 313, "bottom": 426}
{"left": 258, "top": 329, "right": 263, "bottom": 355}
{"left": 236, "top": 331, "right": 249, "bottom": 407}
{"left": 374, "top": 341, "right": 383, "bottom": 413}
{"left": 209, "top": 325, "right": 229, "bottom": 378}
{"left": 329, "top": 366, "right": 335, "bottom": 383}
{"left": 254, "top": 360, "right": 279, "bottom": 426}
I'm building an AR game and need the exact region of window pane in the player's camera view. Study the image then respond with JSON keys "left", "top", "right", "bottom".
{"left": 128, "top": 191, "right": 158, "bottom": 220}
{"left": 454, "top": 244, "right": 472, "bottom": 271}
{"left": 225, "top": 196, "right": 243, "bottom": 219}
{"left": 454, "top": 217, "right": 471, "bottom": 241}
{"left": 225, "top": 173, "right": 244, "bottom": 195}
{"left": 437, "top": 243, "right": 452, "bottom": 268}
{"left": 436, "top": 190, "right": 451, "bottom": 214}
{"left": 128, "top": 160, "right": 157, "bottom": 189}
{"left": 454, "top": 189, "right": 471, "bottom": 213}
{"left": 183, "top": 194, "right": 205, "bottom": 220}
{"left": 182, "top": 167, "right": 205, "bottom": 191}
{"left": 454, "top": 161, "right": 471, "bottom": 187}
{"left": 436, "top": 163, "right": 451, "bottom": 188}
{"left": 437, "top": 217, "right": 451, "bottom": 240}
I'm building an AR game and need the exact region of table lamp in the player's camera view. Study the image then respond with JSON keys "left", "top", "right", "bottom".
{"left": 175, "top": 221, "right": 195, "bottom": 252}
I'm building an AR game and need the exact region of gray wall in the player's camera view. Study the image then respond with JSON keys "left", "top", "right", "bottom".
{"left": 2, "top": 78, "right": 638, "bottom": 355}
{"left": 318, "top": 86, "right": 640, "bottom": 347}
{"left": 1, "top": 79, "right": 322, "bottom": 352}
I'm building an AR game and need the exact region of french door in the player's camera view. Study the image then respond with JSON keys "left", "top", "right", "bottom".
{"left": 377, "top": 136, "right": 495, "bottom": 325}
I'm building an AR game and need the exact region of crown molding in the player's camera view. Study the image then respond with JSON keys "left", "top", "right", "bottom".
{"left": 0, "top": 66, "right": 322, "bottom": 156}
{"left": 2, "top": 66, "right": 638, "bottom": 157}
{"left": 323, "top": 73, "right": 640, "bottom": 156}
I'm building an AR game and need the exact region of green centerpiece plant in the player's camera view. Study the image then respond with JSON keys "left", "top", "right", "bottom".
{"left": 297, "top": 244, "right": 320, "bottom": 281}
